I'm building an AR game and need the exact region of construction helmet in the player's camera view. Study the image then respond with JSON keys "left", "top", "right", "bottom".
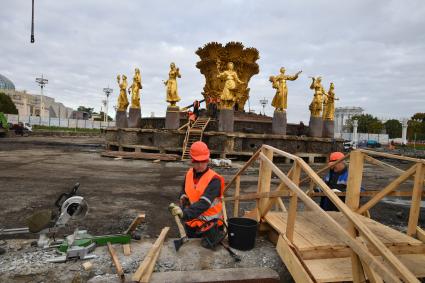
{"left": 190, "top": 141, "right": 210, "bottom": 162}
{"left": 329, "top": 151, "right": 345, "bottom": 162}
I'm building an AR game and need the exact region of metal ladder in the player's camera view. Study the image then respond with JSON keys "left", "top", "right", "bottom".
{"left": 181, "top": 117, "right": 211, "bottom": 160}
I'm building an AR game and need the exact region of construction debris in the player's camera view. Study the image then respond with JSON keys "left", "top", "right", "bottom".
{"left": 107, "top": 242, "right": 125, "bottom": 282}
{"left": 101, "top": 150, "right": 180, "bottom": 161}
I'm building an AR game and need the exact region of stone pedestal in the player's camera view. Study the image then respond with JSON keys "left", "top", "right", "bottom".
{"left": 218, "top": 109, "right": 234, "bottom": 132}
{"left": 272, "top": 110, "right": 287, "bottom": 135}
{"left": 308, "top": 116, "right": 323, "bottom": 137}
{"left": 322, "top": 120, "right": 335, "bottom": 138}
{"left": 115, "top": 110, "right": 128, "bottom": 128}
{"left": 128, "top": 108, "right": 142, "bottom": 128}
{"left": 165, "top": 106, "right": 180, "bottom": 129}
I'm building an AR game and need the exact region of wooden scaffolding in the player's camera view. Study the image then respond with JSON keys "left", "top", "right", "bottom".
{"left": 223, "top": 145, "right": 425, "bottom": 282}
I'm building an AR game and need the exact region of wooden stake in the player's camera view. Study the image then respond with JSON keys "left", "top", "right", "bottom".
{"left": 132, "top": 227, "right": 170, "bottom": 282}
{"left": 286, "top": 161, "right": 301, "bottom": 242}
{"left": 123, "top": 244, "right": 131, "bottom": 256}
{"left": 107, "top": 242, "right": 125, "bottom": 282}
{"left": 125, "top": 212, "right": 146, "bottom": 235}
{"left": 407, "top": 164, "right": 424, "bottom": 236}
{"left": 233, "top": 175, "right": 241, "bottom": 217}
{"left": 257, "top": 147, "right": 273, "bottom": 219}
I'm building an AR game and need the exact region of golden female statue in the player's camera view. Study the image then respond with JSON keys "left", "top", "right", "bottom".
{"left": 129, "top": 68, "right": 142, "bottom": 109}
{"left": 216, "top": 61, "right": 244, "bottom": 109}
{"left": 270, "top": 67, "right": 302, "bottom": 111}
{"left": 309, "top": 77, "right": 325, "bottom": 117}
{"left": 323, "top": 82, "right": 339, "bottom": 120}
{"left": 164, "top": 62, "right": 181, "bottom": 107}
{"left": 117, "top": 74, "right": 129, "bottom": 111}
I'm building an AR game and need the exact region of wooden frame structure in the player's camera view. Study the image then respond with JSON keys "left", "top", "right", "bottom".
{"left": 223, "top": 145, "right": 425, "bottom": 282}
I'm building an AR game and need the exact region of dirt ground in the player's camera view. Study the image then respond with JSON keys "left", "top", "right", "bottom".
{"left": 0, "top": 136, "right": 424, "bottom": 282}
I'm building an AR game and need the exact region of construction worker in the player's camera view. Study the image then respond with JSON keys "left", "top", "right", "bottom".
{"left": 169, "top": 141, "right": 225, "bottom": 249}
{"left": 319, "top": 151, "right": 348, "bottom": 211}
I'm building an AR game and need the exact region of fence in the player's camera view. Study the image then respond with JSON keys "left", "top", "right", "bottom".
{"left": 4, "top": 114, "right": 115, "bottom": 129}
{"left": 335, "top": 132, "right": 389, "bottom": 144}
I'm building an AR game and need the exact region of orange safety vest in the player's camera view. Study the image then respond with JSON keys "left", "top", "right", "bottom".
{"left": 184, "top": 168, "right": 225, "bottom": 228}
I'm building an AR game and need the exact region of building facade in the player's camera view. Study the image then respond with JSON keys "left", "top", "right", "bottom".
{"left": 334, "top": 106, "right": 364, "bottom": 134}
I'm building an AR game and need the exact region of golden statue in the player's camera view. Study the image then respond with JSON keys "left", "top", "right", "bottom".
{"left": 164, "top": 62, "right": 181, "bottom": 107}
{"left": 129, "top": 68, "right": 142, "bottom": 109}
{"left": 322, "top": 82, "right": 339, "bottom": 120}
{"left": 117, "top": 74, "right": 129, "bottom": 111}
{"left": 309, "top": 77, "right": 326, "bottom": 117}
{"left": 196, "top": 42, "right": 259, "bottom": 111}
{"left": 270, "top": 67, "right": 302, "bottom": 111}
{"left": 216, "top": 61, "right": 244, "bottom": 109}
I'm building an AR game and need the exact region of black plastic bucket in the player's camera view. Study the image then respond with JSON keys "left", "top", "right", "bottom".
{"left": 228, "top": 217, "right": 258, "bottom": 251}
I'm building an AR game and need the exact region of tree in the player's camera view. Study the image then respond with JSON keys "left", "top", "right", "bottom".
{"left": 407, "top": 112, "right": 425, "bottom": 141}
{"left": 0, "top": 92, "right": 18, "bottom": 114}
{"left": 384, "top": 119, "right": 402, "bottom": 139}
{"left": 77, "top": 106, "right": 94, "bottom": 118}
{"left": 346, "top": 114, "right": 383, "bottom": 134}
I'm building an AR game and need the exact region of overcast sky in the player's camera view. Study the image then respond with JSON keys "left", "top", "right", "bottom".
{"left": 1, "top": 0, "right": 424, "bottom": 122}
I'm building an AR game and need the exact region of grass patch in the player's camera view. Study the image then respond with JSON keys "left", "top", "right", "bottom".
{"left": 33, "top": 125, "right": 101, "bottom": 133}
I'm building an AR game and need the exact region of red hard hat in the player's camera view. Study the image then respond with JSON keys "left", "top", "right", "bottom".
{"left": 190, "top": 141, "right": 210, "bottom": 162}
{"left": 329, "top": 152, "right": 345, "bottom": 162}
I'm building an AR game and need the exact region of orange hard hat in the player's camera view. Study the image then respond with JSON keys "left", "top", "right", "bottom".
{"left": 190, "top": 141, "right": 210, "bottom": 162}
{"left": 329, "top": 152, "right": 345, "bottom": 162}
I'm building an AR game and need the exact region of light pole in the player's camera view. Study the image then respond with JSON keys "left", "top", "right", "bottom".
{"left": 259, "top": 97, "right": 268, "bottom": 115}
{"left": 103, "top": 87, "right": 113, "bottom": 124}
{"left": 35, "top": 74, "right": 48, "bottom": 118}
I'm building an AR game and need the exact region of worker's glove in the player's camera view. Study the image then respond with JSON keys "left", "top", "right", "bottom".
{"left": 168, "top": 203, "right": 183, "bottom": 218}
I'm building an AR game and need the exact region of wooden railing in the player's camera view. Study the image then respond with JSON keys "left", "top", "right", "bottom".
{"left": 223, "top": 145, "right": 424, "bottom": 283}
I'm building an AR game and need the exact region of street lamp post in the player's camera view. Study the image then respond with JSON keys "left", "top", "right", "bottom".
{"left": 259, "top": 97, "right": 268, "bottom": 115}
{"left": 103, "top": 87, "right": 113, "bottom": 125}
{"left": 35, "top": 74, "right": 48, "bottom": 119}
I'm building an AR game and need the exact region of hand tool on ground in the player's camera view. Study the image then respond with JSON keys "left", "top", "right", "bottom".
{"left": 220, "top": 241, "right": 241, "bottom": 262}
{"left": 173, "top": 215, "right": 188, "bottom": 251}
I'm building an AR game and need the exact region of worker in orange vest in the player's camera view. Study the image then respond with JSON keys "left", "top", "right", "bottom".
{"left": 169, "top": 141, "right": 225, "bottom": 249}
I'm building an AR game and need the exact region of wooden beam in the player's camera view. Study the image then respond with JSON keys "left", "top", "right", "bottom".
{"left": 257, "top": 147, "right": 273, "bottom": 218}
{"left": 222, "top": 199, "right": 228, "bottom": 226}
{"left": 233, "top": 175, "right": 241, "bottom": 217}
{"left": 309, "top": 190, "right": 425, "bottom": 197}
{"left": 407, "top": 164, "right": 424, "bottom": 236}
{"left": 416, "top": 227, "right": 425, "bottom": 243}
{"left": 259, "top": 152, "right": 415, "bottom": 283}
{"left": 224, "top": 190, "right": 291, "bottom": 201}
{"left": 358, "top": 237, "right": 384, "bottom": 283}
{"left": 277, "top": 197, "right": 287, "bottom": 212}
{"left": 276, "top": 235, "right": 315, "bottom": 283}
{"left": 262, "top": 144, "right": 299, "bottom": 161}
{"left": 223, "top": 148, "right": 261, "bottom": 193}
{"left": 286, "top": 161, "right": 301, "bottom": 242}
{"left": 345, "top": 151, "right": 367, "bottom": 283}
{"left": 358, "top": 148, "right": 425, "bottom": 164}
{"left": 132, "top": 227, "right": 170, "bottom": 282}
{"left": 125, "top": 212, "right": 146, "bottom": 234}
{"left": 364, "top": 154, "right": 404, "bottom": 175}
{"left": 107, "top": 242, "right": 125, "bottom": 282}
{"left": 357, "top": 164, "right": 417, "bottom": 214}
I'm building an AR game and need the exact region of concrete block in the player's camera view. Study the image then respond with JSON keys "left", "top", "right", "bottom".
{"left": 308, "top": 116, "right": 323, "bottom": 137}
{"left": 272, "top": 110, "right": 287, "bottom": 135}
{"left": 322, "top": 120, "right": 334, "bottom": 138}
{"left": 115, "top": 111, "right": 128, "bottom": 128}
{"left": 218, "top": 109, "right": 234, "bottom": 132}
{"left": 165, "top": 106, "right": 180, "bottom": 129}
{"left": 128, "top": 108, "right": 142, "bottom": 128}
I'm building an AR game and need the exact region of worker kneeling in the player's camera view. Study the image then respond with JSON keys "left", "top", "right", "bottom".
{"left": 169, "top": 141, "right": 225, "bottom": 249}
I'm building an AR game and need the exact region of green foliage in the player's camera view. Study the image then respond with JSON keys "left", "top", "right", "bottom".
{"left": 77, "top": 106, "right": 94, "bottom": 117}
{"left": 346, "top": 114, "right": 383, "bottom": 134}
{"left": 0, "top": 92, "right": 18, "bottom": 114}
{"left": 384, "top": 119, "right": 402, "bottom": 139}
{"left": 33, "top": 125, "right": 101, "bottom": 133}
{"left": 407, "top": 112, "right": 425, "bottom": 141}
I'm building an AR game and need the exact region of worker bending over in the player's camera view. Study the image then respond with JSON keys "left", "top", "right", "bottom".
{"left": 169, "top": 141, "right": 225, "bottom": 249}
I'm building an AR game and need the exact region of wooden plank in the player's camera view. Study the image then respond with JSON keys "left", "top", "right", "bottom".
{"left": 259, "top": 152, "right": 413, "bottom": 283}
{"left": 358, "top": 237, "right": 384, "bottom": 283}
{"left": 357, "top": 164, "right": 417, "bottom": 214}
{"left": 359, "top": 148, "right": 425, "bottom": 164}
{"left": 233, "top": 175, "right": 241, "bottom": 217}
{"left": 364, "top": 154, "right": 404, "bottom": 175}
{"left": 101, "top": 151, "right": 179, "bottom": 161}
{"left": 417, "top": 227, "right": 425, "bottom": 243}
{"left": 286, "top": 161, "right": 301, "bottom": 242}
{"left": 107, "top": 242, "right": 125, "bottom": 282}
{"left": 276, "top": 235, "right": 315, "bottom": 283}
{"left": 223, "top": 148, "right": 261, "bottom": 193}
{"left": 407, "top": 164, "right": 424, "bottom": 236}
{"left": 277, "top": 197, "right": 287, "bottom": 212}
{"left": 309, "top": 190, "right": 425, "bottom": 197}
{"left": 125, "top": 212, "right": 146, "bottom": 234}
{"left": 257, "top": 147, "right": 273, "bottom": 218}
{"left": 345, "top": 151, "right": 366, "bottom": 283}
{"left": 132, "top": 227, "right": 170, "bottom": 282}
{"left": 123, "top": 243, "right": 131, "bottom": 256}
{"left": 224, "top": 190, "right": 291, "bottom": 201}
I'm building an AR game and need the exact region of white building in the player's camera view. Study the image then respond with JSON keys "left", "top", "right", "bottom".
{"left": 334, "top": 106, "right": 364, "bottom": 134}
